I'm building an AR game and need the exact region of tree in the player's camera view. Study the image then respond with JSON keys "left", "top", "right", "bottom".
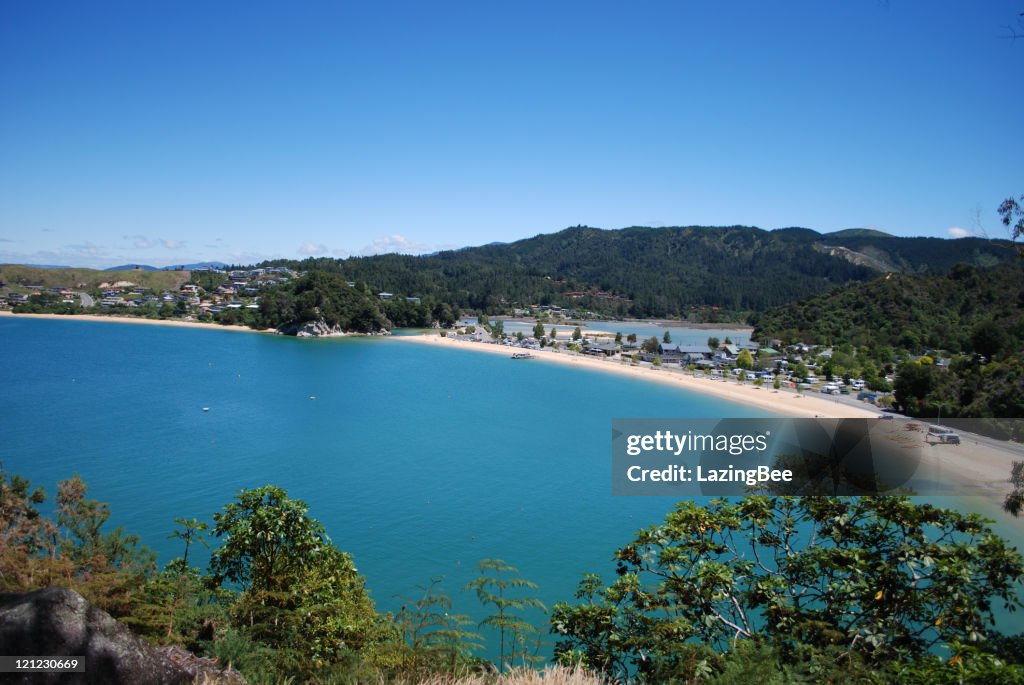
{"left": 51, "top": 476, "right": 154, "bottom": 616}
{"left": 572, "top": 326, "right": 582, "bottom": 341}
{"left": 124, "top": 557, "right": 230, "bottom": 647}
{"left": 1005, "top": 462, "right": 1024, "bottom": 517}
{"left": 894, "top": 360, "right": 937, "bottom": 415}
{"left": 998, "top": 195, "right": 1023, "bottom": 247}
{"left": 626, "top": 333, "right": 637, "bottom": 344}
{"left": 168, "top": 518, "right": 208, "bottom": 567}
{"left": 736, "top": 349, "right": 754, "bottom": 369}
{"left": 614, "top": 332, "right": 623, "bottom": 345}
{"left": 209, "top": 485, "right": 384, "bottom": 672}
{"left": 532, "top": 322, "right": 545, "bottom": 340}
{"left": 708, "top": 336, "right": 720, "bottom": 350}
{"left": 550, "top": 327, "right": 557, "bottom": 341}
{"left": 972, "top": 319, "right": 1009, "bottom": 360}
{"left": 641, "top": 336, "right": 660, "bottom": 354}
{"left": 465, "top": 559, "right": 545, "bottom": 672}
{"left": 210, "top": 485, "right": 326, "bottom": 594}
{"left": 663, "top": 331, "right": 672, "bottom": 344}
{"left": 0, "top": 472, "right": 59, "bottom": 591}
{"left": 396, "top": 577, "right": 483, "bottom": 677}
{"left": 551, "top": 496, "right": 1024, "bottom": 682}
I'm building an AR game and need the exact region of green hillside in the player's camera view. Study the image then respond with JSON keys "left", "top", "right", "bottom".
{"left": 751, "top": 261, "right": 1024, "bottom": 427}
{"left": 0, "top": 264, "right": 191, "bottom": 293}
{"left": 750, "top": 261, "right": 1024, "bottom": 355}
{"left": 258, "top": 225, "right": 1016, "bottom": 318}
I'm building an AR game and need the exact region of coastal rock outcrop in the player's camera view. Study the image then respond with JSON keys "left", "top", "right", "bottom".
{"left": 0, "top": 586, "right": 245, "bottom": 685}
{"left": 276, "top": 318, "right": 390, "bottom": 337}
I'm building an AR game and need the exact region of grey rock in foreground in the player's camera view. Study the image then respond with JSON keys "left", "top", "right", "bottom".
{"left": 0, "top": 586, "right": 244, "bottom": 685}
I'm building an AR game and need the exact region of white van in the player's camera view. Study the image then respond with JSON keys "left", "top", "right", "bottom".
{"left": 926, "top": 425, "right": 960, "bottom": 444}
{"left": 822, "top": 383, "right": 840, "bottom": 395}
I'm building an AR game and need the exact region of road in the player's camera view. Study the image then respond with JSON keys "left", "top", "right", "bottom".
{"left": 77, "top": 292, "right": 94, "bottom": 308}
{"left": 791, "top": 386, "right": 1024, "bottom": 462}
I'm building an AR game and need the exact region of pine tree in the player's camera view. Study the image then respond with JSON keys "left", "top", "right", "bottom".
{"left": 465, "top": 559, "right": 545, "bottom": 671}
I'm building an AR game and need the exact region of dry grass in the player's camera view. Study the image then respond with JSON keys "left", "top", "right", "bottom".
{"left": 0, "top": 264, "right": 190, "bottom": 292}
{"left": 381, "top": 666, "right": 603, "bottom": 685}
{"left": 193, "top": 664, "right": 604, "bottom": 685}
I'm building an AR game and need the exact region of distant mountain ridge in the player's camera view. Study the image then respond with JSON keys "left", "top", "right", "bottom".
{"left": 7, "top": 225, "right": 1016, "bottom": 319}
{"left": 257, "top": 225, "right": 1016, "bottom": 318}
{"left": 825, "top": 228, "right": 896, "bottom": 239}
{"left": 104, "top": 261, "right": 229, "bottom": 272}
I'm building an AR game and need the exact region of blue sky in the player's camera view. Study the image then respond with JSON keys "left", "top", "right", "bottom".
{"left": 1, "top": 1, "right": 1021, "bottom": 268}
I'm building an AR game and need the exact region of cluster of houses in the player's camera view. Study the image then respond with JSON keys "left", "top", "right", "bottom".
{"left": 0, "top": 266, "right": 301, "bottom": 316}
{"left": 510, "top": 304, "right": 605, "bottom": 321}
{"left": 451, "top": 324, "right": 890, "bottom": 401}
{"left": 1, "top": 285, "right": 77, "bottom": 306}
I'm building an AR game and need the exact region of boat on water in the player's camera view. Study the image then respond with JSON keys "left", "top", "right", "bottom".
{"left": 511, "top": 352, "right": 535, "bottom": 359}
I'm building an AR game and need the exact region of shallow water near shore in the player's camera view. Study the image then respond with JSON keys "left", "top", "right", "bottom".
{"left": 2, "top": 316, "right": 1022, "bottom": 655}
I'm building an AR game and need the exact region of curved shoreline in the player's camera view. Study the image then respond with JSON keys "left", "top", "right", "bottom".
{"left": 7, "top": 311, "right": 1021, "bottom": 515}
{"left": 0, "top": 310, "right": 272, "bottom": 333}
{"left": 394, "top": 334, "right": 1024, "bottom": 516}
{"left": 394, "top": 332, "right": 877, "bottom": 420}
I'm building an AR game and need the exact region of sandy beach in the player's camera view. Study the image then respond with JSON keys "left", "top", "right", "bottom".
{"left": 7, "top": 312, "right": 1020, "bottom": 515}
{"left": 396, "top": 333, "right": 1024, "bottom": 514}
{"left": 397, "top": 332, "right": 878, "bottom": 419}
{"left": 0, "top": 310, "right": 272, "bottom": 334}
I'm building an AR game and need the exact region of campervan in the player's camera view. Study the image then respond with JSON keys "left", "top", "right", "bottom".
{"left": 926, "top": 425, "right": 960, "bottom": 445}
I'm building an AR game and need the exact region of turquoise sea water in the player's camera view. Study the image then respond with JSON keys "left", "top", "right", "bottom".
{"left": 2, "top": 316, "right": 1022, "bottom": 650}
{"left": 0, "top": 318, "right": 758, "bottom": 610}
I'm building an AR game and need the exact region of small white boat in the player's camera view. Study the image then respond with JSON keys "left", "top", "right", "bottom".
{"left": 202, "top": 407, "right": 210, "bottom": 412}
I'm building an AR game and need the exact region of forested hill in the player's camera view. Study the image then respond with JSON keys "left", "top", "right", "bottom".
{"left": 257, "top": 226, "right": 1016, "bottom": 318}
{"left": 750, "top": 261, "right": 1024, "bottom": 355}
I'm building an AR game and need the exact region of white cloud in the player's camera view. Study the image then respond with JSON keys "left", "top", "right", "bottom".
{"left": 224, "top": 250, "right": 274, "bottom": 265}
{"left": 298, "top": 242, "right": 329, "bottom": 256}
{"left": 124, "top": 234, "right": 187, "bottom": 250}
{"left": 947, "top": 226, "right": 975, "bottom": 238}
{"left": 0, "top": 242, "right": 119, "bottom": 267}
{"left": 66, "top": 241, "right": 111, "bottom": 258}
{"left": 359, "top": 234, "right": 431, "bottom": 256}
{"left": 125, "top": 234, "right": 159, "bottom": 249}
